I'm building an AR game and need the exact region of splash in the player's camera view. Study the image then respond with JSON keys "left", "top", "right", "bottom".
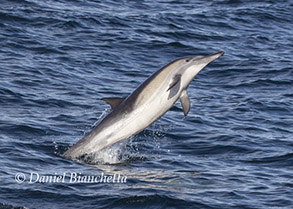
{"left": 55, "top": 107, "right": 175, "bottom": 165}
{"left": 76, "top": 137, "right": 139, "bottom": 165}
{"left": 78, "top": 124, "right": 175, "bottom": 165}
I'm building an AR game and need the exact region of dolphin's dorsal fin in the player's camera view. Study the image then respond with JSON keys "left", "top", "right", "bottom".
{"left": 180, "top": 90, "right": 190, "bottom": 117}
{"left": 101, "top": 97, "right": 127, "bottom": 110}
{"left": 167, "top": 74, "right": 181, "bottom": 99}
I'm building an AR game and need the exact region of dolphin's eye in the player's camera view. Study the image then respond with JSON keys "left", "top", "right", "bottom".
{"left": 185, "top": 59, "right": 190, "bottom": 62}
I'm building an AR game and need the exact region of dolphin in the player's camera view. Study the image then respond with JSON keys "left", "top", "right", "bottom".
{"left": 62, "top": 51, "right": 224, "bottom": 160}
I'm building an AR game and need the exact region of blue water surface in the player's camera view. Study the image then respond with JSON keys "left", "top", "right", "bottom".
{"left": 0, "top": 0, "right": 293, "bottom": 208}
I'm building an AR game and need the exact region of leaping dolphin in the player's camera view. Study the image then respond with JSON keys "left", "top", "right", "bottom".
{"left": 62, "top": 51, "right": 224, "bottom": 160}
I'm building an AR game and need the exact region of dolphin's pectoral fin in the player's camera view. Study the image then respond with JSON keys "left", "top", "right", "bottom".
{"left": 180, "top": 90, "right": 190, "bottom": 117}
{"left": 167, "top": 74, "right": 181, "bottom": 99}
{"left": 101, "top": 97, "right": 127, "bottom": 110}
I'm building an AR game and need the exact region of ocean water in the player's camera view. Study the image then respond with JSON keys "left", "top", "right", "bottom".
{"left": 0, "top": 0, "right": 293, "bottom": 208}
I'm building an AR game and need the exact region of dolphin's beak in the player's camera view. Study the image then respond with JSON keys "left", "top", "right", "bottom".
{"left": 184, "top": 51, "right": 224, "bottom": 81}
{"left": 196, "top": 51, "right": 224, "bottom": 64}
